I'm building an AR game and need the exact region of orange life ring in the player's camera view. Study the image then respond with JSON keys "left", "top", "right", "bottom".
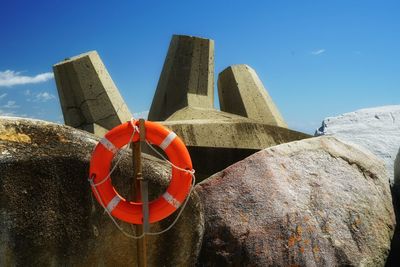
{"left": 89, "top": 120, "right": 193, "bottom": 224}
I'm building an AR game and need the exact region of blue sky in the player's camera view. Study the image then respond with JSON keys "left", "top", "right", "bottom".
{"left": 0, "top": 1, "right": 399, "bottom": 133}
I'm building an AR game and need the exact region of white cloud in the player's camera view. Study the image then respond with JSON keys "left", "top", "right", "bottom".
{"left": 311, "top": 49, "right": 326, "bottom": 56}
{"left": 0, "top": 93, "right": 7, "bottom": 99}
{"left": 0, "top": 109, "right": 17, "bottom": 116}
{"left": 0, "top": 70, "right": 54, "bottom": 87}
{"left": 2, "top": 100, "right": 19, "bottom": 109}
{"left": 0, "top": 109, "right": 27, "bottom": 117}
{"left": 35, "top": 92, "right": 55, "bottom": 102}
{"left": 25, "top": 91, "right": 56, "bottom": 102}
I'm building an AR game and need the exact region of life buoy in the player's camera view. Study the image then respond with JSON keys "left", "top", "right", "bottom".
{"left": 89, "top": 120, "right": 193, "bottom": 224}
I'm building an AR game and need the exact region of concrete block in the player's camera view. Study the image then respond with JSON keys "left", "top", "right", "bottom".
{"left": 53, "top": 51, "right": 132, "bottom": 136}
{"left": 166, "top": 106, "right": 248, "bottom": 121}
{"left": 160, "top": 119, "right": 310, "bottom": 180}
{"left": 218, "top": 64, "right": 288, "bottom": 128}
{"left": 80, "top": 123, "right": 109, "bottom": 137}
{"left": 162, "top": 119, "right": 308, "bottom": 150}
{"left": 148, "top": 35, "right": 215, "bottom": 121}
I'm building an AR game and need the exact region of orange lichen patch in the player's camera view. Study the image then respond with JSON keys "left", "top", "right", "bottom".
{"left": 288, "top": 225, "right": 306, "bottom": 247}
{"left": 303, "top": 239, "right": 310, "bottom": 245}
{"left": 288, "top": 235, "right": 296, "bottom": 247}
{"left": 239, "top": 212, "right": 249, "bottom": 224}
{"left": 313, "top": 246, "right": 320, "bottom": 254}
{"left": 299, "top": 246, "right": 305, "bottom": 253}
{"left": 296, "top": 226, "right": 303, "bottom": 239}
{"left": 57, "top": 133, "right": 68, "bottom": 143}
{"left": 0, "top": 128, "right": 31, "bottom": 143}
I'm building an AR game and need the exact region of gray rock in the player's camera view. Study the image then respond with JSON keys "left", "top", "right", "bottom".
{"left": 196, "top": 136, "right": 395, "bottom": 266}
{"left": 315, "top": 105, "right": 400, "bottom": 185}
{"left": 0, "top": 117, "right": 203, "bottom": 266}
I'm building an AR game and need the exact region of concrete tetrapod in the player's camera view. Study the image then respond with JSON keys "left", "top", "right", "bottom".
{"left": 148, "top": 35, "right": 215, "bottom": 121}
{"left": 218, "top": 64, "right": 288, "bottom": 128}
{"left": 53, "top": 51, "right": 132, "bottom": 137}
{"left": 160, "top": 118, "right": 310, "bottom": 180}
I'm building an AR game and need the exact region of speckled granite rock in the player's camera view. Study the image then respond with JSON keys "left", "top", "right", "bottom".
{"left": 0, "top": 117, "right": 203, "bottom": 266}
{"left": 386, "top": 149, "right": 400, "bottom": 266}
{"left": 196, "top": 136, "right": 395, "bottom": 266}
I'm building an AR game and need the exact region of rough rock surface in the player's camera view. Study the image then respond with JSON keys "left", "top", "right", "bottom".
{"left": 196, "top": 136, "right": 395, "bottom": 266}
{"left": 0, "top": 117, "right": 203, "bottom": 266}
{"left": 315, "top": 105, "right": 400, "bottom": 185}
{"left": 386, "top": 149, "right": 400, "bottom": 266}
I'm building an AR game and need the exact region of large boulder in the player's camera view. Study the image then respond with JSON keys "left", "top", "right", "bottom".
{"left": 396, "top": 150, "right": 400, "bottom": 184}
{"left": 0, "top": 117, "right": 203, "bottom": 266}
{"left": 196, "top": 136, "right": 395, "bottom": 266}
{"left": 386, "top": 149, "right": 400, "bottom": 266}
{"left": 315, "top": 105, "right": 400, "bottom": 185}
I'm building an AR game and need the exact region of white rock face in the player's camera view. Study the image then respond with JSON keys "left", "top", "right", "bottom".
{"left": 315, "top": 105, "right": 400, "bottom": 185}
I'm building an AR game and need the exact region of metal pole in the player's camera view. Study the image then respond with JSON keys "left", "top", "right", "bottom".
{"left": 131, "top": 119, "right": 147, "bottom": 267}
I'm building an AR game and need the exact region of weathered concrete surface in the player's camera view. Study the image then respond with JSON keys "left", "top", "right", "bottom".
{"left": 218, "top": 64, "right": 288, "bottom": 128}
{"left": 148, "top": 35, "right": 214, "bottom": 121}
{"left": 53, "top": 51, "right": 132, "bottom": 137}
{"left": 315, "top": 105, "right": 400, "bottom": 185}
{"left": 81, "top": 123, "right": 109, "bottom": 137}
{"left": 0, "top": 117, "right": 203, "bottom": 266}
{"left": 166, "top": 106, "right": 248, "bottom": 121}
{"left": 162, "top": 119, "right": 309, "bottom": 149}
{"left": 160, "top": 119, "right": 310, "bottom": 180}
{"left": 196, "top": 136, "right": 395, "bottom": 266}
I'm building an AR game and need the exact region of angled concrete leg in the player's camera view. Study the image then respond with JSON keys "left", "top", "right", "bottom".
{"left": 218, "top": 64, "right": 288, "bottom": 128}
{"left": 53, "top": 51, "right": 132, "bottom": 136}
{"left": 148, "top": 35, "right": 215, "bottom": 121}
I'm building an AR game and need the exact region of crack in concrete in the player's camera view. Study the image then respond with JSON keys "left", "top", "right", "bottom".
{"left": 77, "top": 91, "right": 107, "bottom": 109}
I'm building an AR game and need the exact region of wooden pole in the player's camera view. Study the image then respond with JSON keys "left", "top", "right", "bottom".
{"left": 131, "top": 119, "right": 147, "bottom": 267}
